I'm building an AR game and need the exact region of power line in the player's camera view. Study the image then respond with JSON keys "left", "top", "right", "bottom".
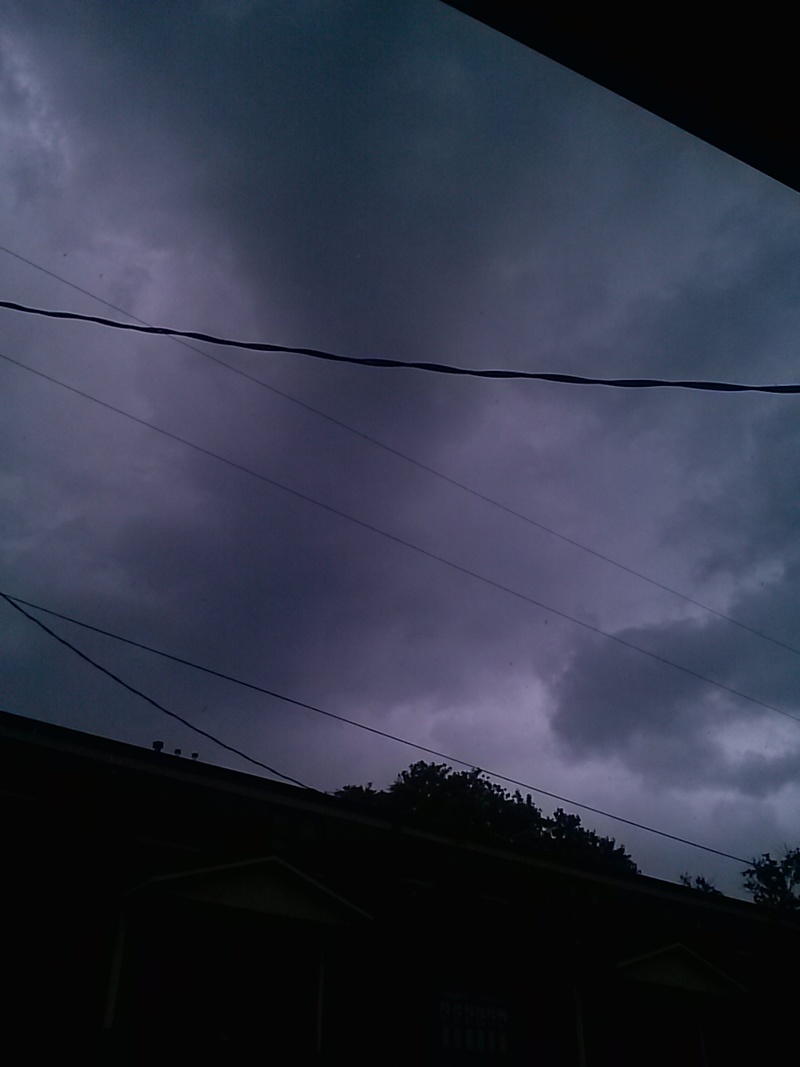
{"left": 2, "top": 245, "right": 796, "bottom": 660}
{"left": 3, "top": 350, "right": 800, "bottom": 730}
{"left": 2, "top": 297, "right": 800, "bottom": 392}
{"left": 0, "top": 590, "right": 749, "bottom": 865}
{"left": 0, "top": 245, "right": 137, "bottom": 316}
{"left": 0, "top": 593, "right": 313, "bottom": 790}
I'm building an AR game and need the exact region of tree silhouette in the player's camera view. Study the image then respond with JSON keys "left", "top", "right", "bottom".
{"left": 743, "top": 849, "right": 800, "bottom": 912}
{"left": 679, "top": 872, "right": 724, "bottom": 896}
{"left": 334, "top": 761, "right": 638, "bottom": 875}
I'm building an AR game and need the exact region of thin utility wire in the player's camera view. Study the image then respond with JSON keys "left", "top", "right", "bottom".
{"left": 3, "top": 350, "right": 800, "bottom": 731}
{"left": 0, "top": 590, "right": 749, "bottom": 865}
{"left": 2, "top": 297, "right": 800, "bottom": 392}
{"left": 2, "top": 244, "right": 797, "bottom": 660}
{"left": 0, "top": 593, "right": 313, "bottom": 790}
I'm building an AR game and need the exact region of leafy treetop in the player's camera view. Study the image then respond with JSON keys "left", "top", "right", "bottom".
{"left": 743, "top": 849, "right": 800, "bottom": 912}
{"left": 334, "top": 761, "right": 638, "bottom": 875}
{"left": 679, "top": 873, "right": 724, "bottom": 896}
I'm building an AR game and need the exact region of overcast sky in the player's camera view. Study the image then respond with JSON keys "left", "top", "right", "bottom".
{"left": 2, "top": 0, "right": 800, "bottom": 893}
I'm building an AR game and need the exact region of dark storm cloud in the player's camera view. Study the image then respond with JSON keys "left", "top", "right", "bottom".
{"left": 3, "top": 0, "right": 800, "bottom": 890}
{"left": 671, "top": 401, "right": 800, "bottom": 581}
{"left": 0, "top": 0, "right": 533, "bottom": 499}
{"left": 550, "top": 574, "right": 800, "bottom": 794}
{"left": 0, "top": 0, "right": 600, "bottom": 704}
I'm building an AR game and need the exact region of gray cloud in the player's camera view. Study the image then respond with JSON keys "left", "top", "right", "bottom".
{"left": 3, "top": 0, "right": 800, "bottom": 891}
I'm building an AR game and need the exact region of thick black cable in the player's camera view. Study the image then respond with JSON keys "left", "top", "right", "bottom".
{"left": 2, "top": 297, "right": 799, "bottom": 392}
{"left": 1, "top": 591, "right": 748, "bottom": 864}
{"left": 3, "top": 349, "right": 800, "bottom": 730}
{"left": 2, "top": 247, "right": 797, "bottom": 660}
{"left": 0, "top": 593, "right": 313, "bottom": 790}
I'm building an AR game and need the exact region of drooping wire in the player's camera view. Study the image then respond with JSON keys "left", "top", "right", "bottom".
{"left": 2, "top": 351, "right": 800, "bottom": 730}
{"left": 2, "top": 244, "right": 797, "bottom": 660}
{"left": 0, "top": 592, "right": 313, "bottom": 790}
{"left": 2, "top": 297, "right": 799, "bottom": 392}
{"left": 0, "top": 590, "right": 749, "bottom": 864}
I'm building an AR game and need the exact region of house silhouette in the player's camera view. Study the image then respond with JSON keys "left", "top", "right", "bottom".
{"left": 1, "top": 708, "right": 795, "bottom": 1064}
